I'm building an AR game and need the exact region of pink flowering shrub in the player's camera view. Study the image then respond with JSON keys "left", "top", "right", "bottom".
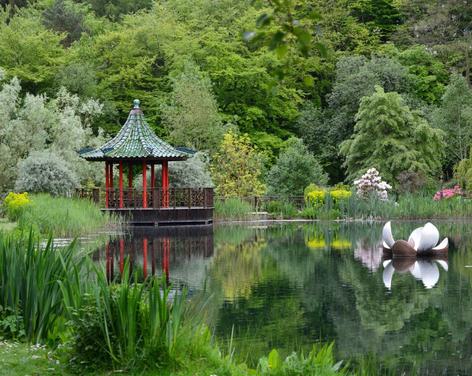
{"left": 353, "top": 168, "right": 392, "bottom": 201}
{"left": 433, "top": 185, "right": 463, "bottom": 201}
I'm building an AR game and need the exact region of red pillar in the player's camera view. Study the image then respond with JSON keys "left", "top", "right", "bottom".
{"left": 142, "top": 161, "right": 147, "bottom": 208}
{"left": 105, "top": 162, "right": 109, "bottom": 208}
{"left": 150, "top": 163, "right": 155, "bottom": 190}
{"left": 162, "top": 160, "right": 169, "bottom": 208}
{"left": 128, "top": 162, "right": 133, "bottom": 205}
{"left": 109, "top": 162, "right": 114, "bottom": 207}
{"left": 119, "top": 161, "right": 124, "bottom": 208}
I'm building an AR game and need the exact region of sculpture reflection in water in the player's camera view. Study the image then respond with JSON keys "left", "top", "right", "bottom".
{"left": 381, "top": 221, "right": 449, "bottom": 289}
{"left": 94, "top": 226, "right": 214, "bottom": 284}
{"left": 382, "top": 257, "right": 448, "bottom": 289}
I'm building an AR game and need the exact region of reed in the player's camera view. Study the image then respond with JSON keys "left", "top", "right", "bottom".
{"left": 66, "top": 261, "right": 188, "bottom": 370}
{"left": 15, "top": 194, "right": 115, "bottom": 237}
{"left": 215, "top": 198, "right": 253, "bottom": 220}
{"left": 0, "top": 232, "right": 81, "bottom": 344}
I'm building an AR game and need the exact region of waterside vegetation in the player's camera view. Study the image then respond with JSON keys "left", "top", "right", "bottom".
{"left": 0, "top": 230, "right": 349, "bottom": 376}
{"left": 1, "top": 193, "right": 116, "bottom": 237}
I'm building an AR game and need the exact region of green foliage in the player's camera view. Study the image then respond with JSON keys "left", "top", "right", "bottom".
{"left": 80, "top": 0, "right": 153, "bottom": 20}
{"left": 350, "top": 0, "right": 403, "bottom": 40}
{"left": 67, "top": 264, "right": 187, "bottom": 369}
{"left": 211, "top": 131, "right": 266, "bottom": 197}
{"left": 267, "top": 138, "right": 327, "bottom": 197}
{"left": 15, "top": 151, "right": 78, "bottom": 196}
{"left": 0, "top": 78, "right": 105, "bottom": 191}
{"left": 265, "top": 200, "right": 297, "bottom": 219}
{"left": 2, "top": 192, "right": 31, "bottom": 222}
{"left": 15, "top": 194, "right": 112, "bottom": 237}
{"left": 169, "top": 153, "right": 213, "bottom": 188}
{"left": 0, "top": 9, "right": 65, "bottom": 91}
{"left": 454, "top": 147, "right": 472, "bottom": 191}
{"left": 398, "top": 45, "right": 448, "bottom": 104}
{"left": 42, "top": 0, "right": 88, "bottom": 47}
{"left": 257, "top": 344, "right": 347, "bottom": 376}
{"left": 432, "top": 73, "right": 472, "bottom": 172}
{"left": 340, "top": 86, "right": 444, "bottom": 186}
{"left": 0, "top": 232, "right": 80, "bottom": 344}
{"left": 162, "top": 62, "right": 226, "bottom": 153}
{"left": 214, "top": 198, "right": 253, "bottom": 220}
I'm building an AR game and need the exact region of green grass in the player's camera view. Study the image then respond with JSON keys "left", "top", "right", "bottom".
{"left": 0, "top": 341, "right": 65, "bottom": 376}
{"left": 0, "top": 218, "right": 16, "bottom": 232}
{"left": 215, "top": 198, "right": 253, "bottom": 220}
{"left": 15, "top": 194, "right": 116, "bottom": 237}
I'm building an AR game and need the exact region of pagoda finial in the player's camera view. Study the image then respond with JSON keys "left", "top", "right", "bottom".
{"left": 133, "top": 99, "right": 140, "bottom": 109}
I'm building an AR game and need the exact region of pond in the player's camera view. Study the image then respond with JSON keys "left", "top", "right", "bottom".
{"left": 94, "top": 221, "right": 472, "bottom": 374}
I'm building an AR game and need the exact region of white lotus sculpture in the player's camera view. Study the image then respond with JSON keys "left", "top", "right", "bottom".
{"left": 382, "top": 221, "right": 448, "bottom": 257}
{"left": 382, "top": 259, "right": 448, "bottom": 290}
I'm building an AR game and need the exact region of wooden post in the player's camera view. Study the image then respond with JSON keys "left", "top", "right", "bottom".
{"left": 162, "top": 160, "right": 169, "bottom": 208}
{"left": 128, "top": 162, "right": 133, "bottom": 206}
{"left": 105, "top": 162, "right": 109, "bottom": 208}
{"left": 119, "top": 161, "right": 124, "bottom": 208}
{"left": 109, "top": 162, "right": 114, "bottom": 207}
{"left": 150, "top": 163, "right": 155, "bottom": 190}
{"left": 142, "top": 161, "right": 147, "bottom": 208}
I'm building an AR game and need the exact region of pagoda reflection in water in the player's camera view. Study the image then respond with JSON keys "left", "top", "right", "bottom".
{"left": 94, "top": 226, "right": 214, "bottom": 285}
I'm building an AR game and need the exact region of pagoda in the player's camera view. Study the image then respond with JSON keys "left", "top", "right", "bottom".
{"left": 81, "top": 100, "right": 213, "bottom": 225}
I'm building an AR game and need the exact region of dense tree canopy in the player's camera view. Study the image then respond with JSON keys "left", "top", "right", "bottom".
{"left": 0, "top": 0, "right": 471, "bottom": 193}
{"left": 340, "top": 86, "right": 444, "bottom": 186}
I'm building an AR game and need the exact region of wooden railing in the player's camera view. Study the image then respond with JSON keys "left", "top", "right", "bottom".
{"left": 76, "top": 187, "right": 214, "bottom": 209}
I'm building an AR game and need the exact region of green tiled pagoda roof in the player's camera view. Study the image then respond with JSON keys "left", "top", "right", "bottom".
{"left": 80, "top": 100, "right": 188, "bottom": 161}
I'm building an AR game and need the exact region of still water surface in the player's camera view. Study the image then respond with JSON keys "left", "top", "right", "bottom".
{"left": 95, "top": 222, "right": 472, "bottom": 375}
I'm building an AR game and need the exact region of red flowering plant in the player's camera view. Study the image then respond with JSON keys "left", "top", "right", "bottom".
{"left": 433, "top": 185, "right": 464, "bottom": 201}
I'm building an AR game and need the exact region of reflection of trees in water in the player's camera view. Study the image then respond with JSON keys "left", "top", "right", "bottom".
{"left": 203, "top": 222, "right": 472, "bottom": 374}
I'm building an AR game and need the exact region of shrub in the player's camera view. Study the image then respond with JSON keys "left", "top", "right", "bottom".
{"left": 265, "top": 200, "right": 298, "bottom": 218}
{"left": 304, "top": 184, "right": 326, "bottom": 208}
{"left": 15, "top": 151, "right": 78, "bottom": 196}
{"left": 433, "top": 185, "right": 464, "bottom": 201}
{"left": 267, "top": 138, "right": 328, "bottom": 196}
{"left": 3, "top": 192, "right": 31, "bottom": 221}
{"left": 353, "top": 168, "right": 392, "bottom": 201}
{"left": 67, "top": 265, "right": 187, "bottom": 370}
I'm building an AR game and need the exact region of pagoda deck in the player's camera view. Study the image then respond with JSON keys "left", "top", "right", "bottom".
{"left": 77, "top": 187, "right": 214, "bottom": 226}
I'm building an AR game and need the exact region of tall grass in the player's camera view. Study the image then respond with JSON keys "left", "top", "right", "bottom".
{"left": 0, "top": 232, "right": 82, "bottom": 343}
{"left": 64, "top": 260, "right": 189, "bottom": 370}
{"left": 16, "top": 194, "right": 115, "bottom": 237}
{"left": 215, "top": 198, "right": 253, "bottom": 220}
{"left": 340, "top": 194, "right": 472, "bottom": 220}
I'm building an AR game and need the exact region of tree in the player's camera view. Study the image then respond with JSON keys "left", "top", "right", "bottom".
{"left": 162, "top": 62, "right": 225, "bottom": 153}
{"left": 42, "top": 0, "right": 88, "bottom": 47}
{"left": 15, "top": 151, "right": 78, "bottom": 195}
{"left": 0, "top": 9, "right": 65, "bottom": 92}
{"left": 350, "top": 0, "right": 404, "bottom": 41}
{"left": 297, "top": 104, "right": 343, "bottom": 183}
{"left": 210, "top": 131, "right": 266, "bottom": 197}
{"left": 432, "top": 74, "right": 472, "bottom": 173}
{"left": 398, "top": 45, "right": 448, "bottom": 104}
{"left": 267, "top": 138, "right": 327, "bottom": 197}
{"left": 151, "top": 152, "right": 213, "bottom": 188}
{"left": 0, "top": 78, "right": 105, "bottom": 191}
{"left": 328, "top": 55, "right": 410, "bottom": 143}
{"left": 340, "top": 86, "right": 444, "bottom": 186}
